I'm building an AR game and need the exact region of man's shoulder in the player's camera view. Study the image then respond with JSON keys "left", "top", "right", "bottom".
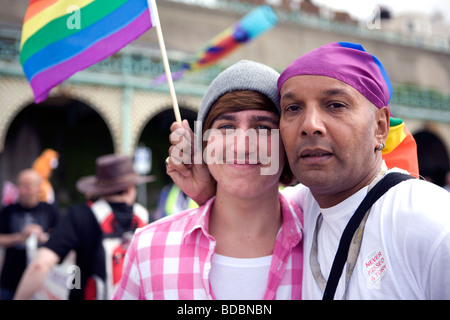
{"left": 37, "top": 201, "right": 56, "bottom": 208}
{"left": 389, "top": 173, "right": 450, "bottom": 201}
{"left": 280, "top": 183, "right": 312, "bottom": 207}
{"left": 62, "top": 202, "right": 97, "bottom": 224}
{"left": 382, "top": 169, "right": 448, "bottom": 199}
{"left": 1, "top": 203, "right": 21, "bottom": 213}
{"left": 66, "top": 202, "right": 92, "bottom": 214}
{"left": 378, "top": 174, "right": 450, "bottom": 229}
{"left": 36, "top": 201, "right": 60, "bottom": 214}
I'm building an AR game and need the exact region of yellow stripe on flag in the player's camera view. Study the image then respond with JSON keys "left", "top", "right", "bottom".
{"left": 383, "top": 122, "right": 406, "bottom": 155}
{"left": 21, "top": 0, "right": 95, "bottom": 49}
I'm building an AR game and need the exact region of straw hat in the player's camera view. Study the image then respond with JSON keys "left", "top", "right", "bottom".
{"left": 76, "top": 154, "right": 155, "bottom": 198}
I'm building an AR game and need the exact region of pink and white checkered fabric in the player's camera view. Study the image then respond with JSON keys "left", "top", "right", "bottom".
{"left": 113, "top": 193, "right": 303, "bottom": 300}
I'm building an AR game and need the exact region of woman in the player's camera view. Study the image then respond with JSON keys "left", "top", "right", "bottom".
{"left": 113, "top": 60, "right": 303, "bottom": 300}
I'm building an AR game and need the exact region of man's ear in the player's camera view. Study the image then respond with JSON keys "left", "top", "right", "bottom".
{"left": 375, "top": 107, "right": 390, "bottom": 141}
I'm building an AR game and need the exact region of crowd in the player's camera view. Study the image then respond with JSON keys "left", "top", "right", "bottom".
{"left": 0, "top": 153, "right": 154, "bottom": 300}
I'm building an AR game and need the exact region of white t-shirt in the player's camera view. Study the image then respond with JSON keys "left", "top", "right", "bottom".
{"left": 209, "top": 254, "right": 272, "bottom": 300}
{"left": 283, "top": 169, "right": 450, "bottom": 299}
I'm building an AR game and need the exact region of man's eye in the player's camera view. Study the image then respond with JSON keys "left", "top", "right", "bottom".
{"left": 285, "top": 105, "right": 299, "bottom": 112}
{"left": 329, "top": 102, "right": 345, "bottom": 109}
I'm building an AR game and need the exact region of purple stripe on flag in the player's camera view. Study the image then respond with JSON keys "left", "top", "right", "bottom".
{"left": 30, "top": 10, "right": 152, "bottom": 103}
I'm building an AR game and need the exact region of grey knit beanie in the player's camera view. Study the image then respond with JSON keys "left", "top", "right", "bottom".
{"left": 197, "top": 60, "right": 281, "bottom": 127}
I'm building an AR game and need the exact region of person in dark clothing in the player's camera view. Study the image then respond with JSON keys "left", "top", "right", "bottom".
{"left": 13, "top": 154, "right": 154, "bottom": 300}
{"left": 0, "top": 169, "right": 59, "bottom": 299}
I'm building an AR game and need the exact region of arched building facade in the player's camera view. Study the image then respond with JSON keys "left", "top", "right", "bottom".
{"left": 1, "top": 0, "right": 449, "bottom": 210}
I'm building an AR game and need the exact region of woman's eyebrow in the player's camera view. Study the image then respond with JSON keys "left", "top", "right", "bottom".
{"left": 213, "top": 113, "right": 279, "bottom": 126}
{"left": 214, "top": 114, "right": 237, "bottom": 122}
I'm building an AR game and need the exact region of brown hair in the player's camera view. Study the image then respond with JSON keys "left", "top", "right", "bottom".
{"left": 202, "top": 90, "right": 294, "bottom": 186}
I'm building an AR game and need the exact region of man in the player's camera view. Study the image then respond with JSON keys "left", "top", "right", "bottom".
{"left": 167, "top": 42, "right": 450, "bottom": 299}
{"left": 0, "top": 169, "right": 60, "bottom": 299}
{"left": 154, "top": 183, "right": 198, "bottom": 219}
{"left": 14, "top": 154, "right": 154, "bottom": 300}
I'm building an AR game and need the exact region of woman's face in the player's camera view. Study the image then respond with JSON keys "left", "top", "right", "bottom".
{"left": 204, "top": 109, "right": 285, "bottom": 199}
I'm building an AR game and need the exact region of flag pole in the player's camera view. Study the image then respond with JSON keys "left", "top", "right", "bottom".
{"left": 148, "top": 0, "right": 182, "bottom": 123}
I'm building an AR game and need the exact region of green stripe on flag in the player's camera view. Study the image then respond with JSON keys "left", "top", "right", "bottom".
{"left": 20, "top": 0, "right": 128, "bottom": 65}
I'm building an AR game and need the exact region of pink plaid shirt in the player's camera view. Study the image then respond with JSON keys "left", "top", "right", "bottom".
{"left": 113, "top": 193, "right": 303, "bottom": 300}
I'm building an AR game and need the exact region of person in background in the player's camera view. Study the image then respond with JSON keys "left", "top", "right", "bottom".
{"left": 154, "top": 183, "right": 198, "bottom": 219}
{"left": 0, "top": 169, "right": 59, "bottom": 299}
{"left": 32, "top": 148, "right": 59, "bottom": 204}
{"left": 14, "top": 154, "right": 154, "bottom": 300}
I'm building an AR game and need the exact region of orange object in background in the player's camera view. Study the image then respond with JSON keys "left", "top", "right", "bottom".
{"left": 382, "top": 118, "right": 419, "bottom": 178}
{"left": 32, "top": 148, "right": 59, "bottom": 203}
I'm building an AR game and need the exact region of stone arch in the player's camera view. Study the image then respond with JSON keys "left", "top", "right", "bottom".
{"left": 0, "top": 96, "right": 115, "bottom": 209}
{"left": 130, "top": 90, "right": 202, "bottom": 154}
{"left": 63, "top": 83, "right": 124, "bottom": 154}
{"left": 134, "top": 103, "right": 199, "bottom": 210}
{"left": 0, "top": 77, "right": 36, "bottom": 154}
{"left": 0, "top": 78, "right": 122, "bottom": 155}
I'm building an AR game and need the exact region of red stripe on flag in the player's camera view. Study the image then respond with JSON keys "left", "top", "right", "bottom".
{"left": 24, "top": 0, "right": 58, "bottom": 22}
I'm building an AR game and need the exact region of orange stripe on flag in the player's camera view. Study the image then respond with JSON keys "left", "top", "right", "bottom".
{"left": 24, "top": 0, "right": 58, "bottom": 22}
{"left": 383, "top": 126, "right": 419, "bottom": 178}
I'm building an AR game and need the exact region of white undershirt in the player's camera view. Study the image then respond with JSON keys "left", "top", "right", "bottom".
{"left": 209, "top": 253, "right": 272, "bottom": 300}
{"left": 282, "top": 169, "right": 450, "bottom": 299}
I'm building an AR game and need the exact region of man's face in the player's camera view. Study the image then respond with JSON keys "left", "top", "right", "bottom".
{"left": 280, "top": 75, "right": 387, "bottom": 207}
{"left": 17, "top": 170, "right": 41, "bottom": 208}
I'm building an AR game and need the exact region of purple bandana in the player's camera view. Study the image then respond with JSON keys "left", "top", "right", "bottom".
{"left": 277, "top": 42, "right": 393, "bottom": 111}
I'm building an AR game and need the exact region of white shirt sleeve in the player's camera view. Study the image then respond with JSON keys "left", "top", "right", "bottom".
{"left": 427, "top": 232, "right": 450, "bottom": 299}
{"left": 280, "top": 184, "right": 309, "bottom": 211}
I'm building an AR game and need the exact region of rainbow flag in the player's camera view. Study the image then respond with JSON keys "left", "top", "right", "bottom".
{"left": 20, "top": 0, "right": 157, "bottom": 103}
{"left": 153, "top": 5, "right": 278, "bottom": 85}
{"left": 383, "top": 117, "right": 419, "bottom": 177}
